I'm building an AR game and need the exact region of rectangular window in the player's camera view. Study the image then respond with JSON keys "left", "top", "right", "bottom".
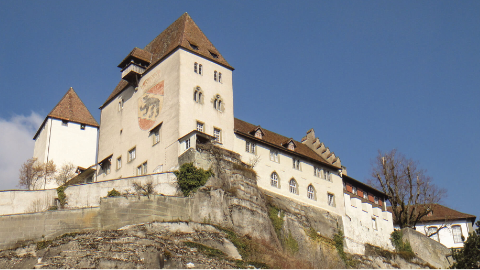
{"left": 214, "top": 71, "right": 217, "bottom": 81}
{"left": 428, "top": 227, "right": 439, "bottom": 242}
{"left": 352, "top": 186, "right": 357, "bottom": 195}
{"left": 128, "top": 147, "right": 136, "bottom": 162}
{"left": 326, "top": 170, "right": 332, "bottom": 182}
{"left": 101, "top": 160, "right": 111, "bottom": 175}
{"left": 116, "top": 156, "right": 122, "bottom": 170}
{"left": 197, "top": 121, "right": 204, "bottom": 132}
{"left": 374, "top": 196, "right": 379, "bottom": 204}
{"left": 314, "top": 166, "right": 319, "bottom": 177}
{"left": 214, "top": 128, "right": 221, "bottom": 143}
{"left": 219, "top": 72, "right": 222, "bottom": 83}
{"left": 292, "top": 158, "right": 300, "bottom": 170}
{"left": 363, "top": 191, "right": 368, "bottom": 199}
{"left": 452, "top": 226, "right": 463, "bottom": 243}
{"left": 80, "top": 124, "right": 86, "bottom": 130}
{"left": 327, "top": 193, "right": 335, "bottom": 207}
{"left": 245, "top": 141, "right": 255, "bottom": 153}
{"left": 372, "top": 217, "right": 377, "bottom": 230}
{"left": 270, "top": 150, "right": 279, "bottom": 163}
{"left": 185, "top": 138, "right": 191, "bottom": 150}
{"left": 150, "top": 123, "right": 162, "bottom": 145}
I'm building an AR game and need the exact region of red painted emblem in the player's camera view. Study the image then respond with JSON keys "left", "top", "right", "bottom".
{"left": 138, "top": 80, "right": 164, "bottom": 130}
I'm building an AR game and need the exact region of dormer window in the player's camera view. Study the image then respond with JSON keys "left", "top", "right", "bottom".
{"left": 255, "top": 129, "right": 263, "bottom": 139}
{"left": 188, "top": 41, "right": 199, "bottom": 50}
{"left": 288, "top": 141, "right": 295, "bottom": 151}
{"left": 209, "top": 51, "right": 218, "bottom": 59}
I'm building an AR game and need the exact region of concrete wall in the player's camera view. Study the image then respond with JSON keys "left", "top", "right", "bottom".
{"left": 402, "top": 228, "right": 453, "bottom": 269}
{"left": 0, "top": 195, "right": 192, "bottom": 251}
{"left": 233, "top": 135, "right": 345, "bottom": 217}
{"left": 414, "top": 219, "right": 471, "bottom": 249}
{"left": 342, "top": 193, "right": 394, "bottom": 254}
{"left": 0, "top": 172, "right": 178, "bottom": 215}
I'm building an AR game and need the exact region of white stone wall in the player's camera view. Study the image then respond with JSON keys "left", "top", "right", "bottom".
{"left": 233, "top": 135, "right": 345, "bottom": 217}
{"left": 97, "top": 48, "right": 234, "bottom": 181}
{"left": 33, "top": 118, "right": 98, "bottom": 189}
{"left": 342, "top": 193, "right": 394, "bottom": 254}
{"left": 0, "top": 173, "right": 178, "bottom": 215}
{"left": 414, "top": 220, "right": 471, "bottom": 249}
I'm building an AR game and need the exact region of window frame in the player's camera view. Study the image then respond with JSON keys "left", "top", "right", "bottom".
{"left": 128, "top": 147, "right": 136, "bottom": 163}
{"left": 292, "top": 158, "right": 301, "bottom": 170}
{"left": 327, "top": 193, "right": 335, "bottom": 207}
{"left": 452, "top": 225, "right": 463, "bottom": 243}
{"left": 289, "top": 179, "right": 298, "bottom": 195}
{"left": 116, "top": 156, "right": 122, "bottom": 170}
{"left": 271, "top": 172, "right": 279, "bottom": 188}
{"left": 196, "top": 121, "right": 204, "bottom": 132}
{"left": 213, "top": 128, "right": 222, "bottom": 143}
{"left": 270, "top": 150, "right": 279, "bottom": 163}
{"left": 307, "top": 185, "right": 316, "bottom": 200}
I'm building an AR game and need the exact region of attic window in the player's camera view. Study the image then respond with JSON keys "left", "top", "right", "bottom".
{"left": 209, "top": 51, "right": 218, "bottom": 59}
{"left": 188, "top": 41, "right": 199, "bottom": 50}
{"left": 288, "top": 141, "right": 295, "bottom": 151}
{"left": 255, "top": 129, "right": 263, "bottom": 139}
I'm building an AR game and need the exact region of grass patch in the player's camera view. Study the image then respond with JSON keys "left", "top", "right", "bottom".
{"left": 36, "top": 239, "right": 52, "bottom": 250}
{"left": 284, "top": 230, "right": 299, "bottom": 254}
{"left": 267, "top": 205, "right": 284, "bottom": 238}
{"left": 184, "top": 241, "right": 225, "bottom": 258}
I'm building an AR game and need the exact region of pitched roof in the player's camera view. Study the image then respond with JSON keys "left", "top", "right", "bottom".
{"left": 343, "top": 175, "right": 388, "bottom": 198}
{"left": 387, "top": 204, "right": 476, "bottom": 223}
{"left": 34, "top": 88, "right": 99, "bottom": 139}
{"left": 234, "top": 118, "right": 339, "bottom": 169}
{"left": 101, "top": 13, "right": 232, "bottom": 108}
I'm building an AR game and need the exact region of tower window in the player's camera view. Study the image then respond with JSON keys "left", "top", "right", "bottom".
{"left": 193, "top": 86, "right": 204, "bottom": 104}
{"left": 62, "top": 120, "right": 68, "bottom": 126}
{"left": 185, "top": 138, "right": 191, "bottom": 150}
{"left": 118, "top": 98, "right": 124, "bottom": 111}
{"left": 218, "top": 72, "right": 222, "bottom": 83}
{"left": 214, "top": 71, "right": 217, "bottom": 81}
{"left": 328, "top": 193, "right": 335, "bottom": 207}
{"left": 199, "top": 64, "right": 203, "bottom": 75}
{"left": 80, "top": 124, "right": 86, "bottom": 130}
{"left": 128, "top": 147, "right": 136, "bottom": 162}
{"left": 194, "top": 62, "right": 198, "bottom": 73}
{"left": 213, "top": 95, "right": 224, "bottom": 112}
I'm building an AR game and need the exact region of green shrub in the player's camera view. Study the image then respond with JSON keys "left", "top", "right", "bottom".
{"left": 390, "top": 230, "right": 415, "bottom": 261}
{"left": 173, "top": 163, "right": 214, "bottom": 196}
{"left": 334, "top": 230, "right": 348, "bottom": 263}
{"left": 107, "top": 188, "right": 121, "bottom": 197}
{"left": 56, "top": 185, "right": 67, "bottom": 208}
{"left": 184, "top": 241, "right": 225, "bottom": 258}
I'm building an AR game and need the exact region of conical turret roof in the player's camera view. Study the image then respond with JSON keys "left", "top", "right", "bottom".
{"left": 47, "top": 87, "right": 99, "bottom": 127}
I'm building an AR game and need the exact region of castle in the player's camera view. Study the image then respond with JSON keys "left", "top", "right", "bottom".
{"left": 32, "top": 13, "right": 394, "bottom": 253}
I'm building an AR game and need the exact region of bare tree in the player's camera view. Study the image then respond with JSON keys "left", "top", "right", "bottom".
{"left": 369, "top": 149, "right": 446, "bottom": 228}
{"left": 18, "top": 158, "right": 56, "bottom": 190}
{"left": 55, "top": 163, "right": 77, "bottom": 186}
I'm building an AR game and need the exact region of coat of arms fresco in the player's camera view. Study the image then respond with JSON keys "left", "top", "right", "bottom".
{"left": 138, "top": 80, "right": 164, "bottom": 130}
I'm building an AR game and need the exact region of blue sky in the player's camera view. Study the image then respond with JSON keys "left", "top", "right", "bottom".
{"left": 0, "top": 1, "right": 479, "bottom": 220}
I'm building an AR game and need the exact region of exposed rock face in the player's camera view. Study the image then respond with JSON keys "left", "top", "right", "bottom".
{"left": 0, "top": 222, "right": 241, "bottom": 269}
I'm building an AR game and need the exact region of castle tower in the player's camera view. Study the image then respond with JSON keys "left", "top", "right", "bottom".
{"left": 97, "top": 13, "right": 234, "bottom": 180}
{"left": 33, "top": 87, "right": 99, "bottom": 189}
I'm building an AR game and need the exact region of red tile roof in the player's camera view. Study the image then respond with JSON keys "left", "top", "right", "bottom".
{"left": 34, "top": 87, "right": 99, "bottom": 139}
{"left": 102, "top": 13, "right": 232, "bottom": 108}
{"left": 234, "top": 118, "right": 339, "bottom": 169}
{"left": 387, "top": 204, "right": 476, "bottom": 223}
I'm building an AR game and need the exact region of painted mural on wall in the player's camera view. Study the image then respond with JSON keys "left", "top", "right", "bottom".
{"left": 138, "top": 80, "right": 164, "bottom": 130}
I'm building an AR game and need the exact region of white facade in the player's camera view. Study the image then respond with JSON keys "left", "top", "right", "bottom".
{"left": 342, "top": 193, "right": 394, "bottom": 254}
{"left": 97, "top": 48, "right": 234, "bottom": 181}
{"left": 33, "top": 118, "right": 98, "bottom": 189}
{"left": 233, "top": 135, "right": 345, "bottom": 216}
{"left": 414, "top": 220, "right": 472, "bottom": 249}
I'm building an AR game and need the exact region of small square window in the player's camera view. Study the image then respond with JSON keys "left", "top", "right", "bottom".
{"left": 214, "top": 128, "right": 221, "bottom": 143}
{"left": 80, "top": 124, "right": 85, "bottom": 130}
{"left": 62, "top": 120, "right": 68, "bottom": 126}
{"left": 197, "top": 122, "right": 204, "bottom": 132}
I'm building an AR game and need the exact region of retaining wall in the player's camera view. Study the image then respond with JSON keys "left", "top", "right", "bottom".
{"left": 0, "top": 172, "right": 178, "bottom": 215}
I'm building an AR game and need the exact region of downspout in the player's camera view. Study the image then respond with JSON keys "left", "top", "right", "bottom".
{"left": 44, "top": 118, "right": 53, "bottom": 190}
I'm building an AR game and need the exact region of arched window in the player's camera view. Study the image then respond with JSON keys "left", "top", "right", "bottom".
{"left": 271, "top": 172, "right": 279, "bottom": 188}
{"left": 213, "top": 95, "right": 223, "bottom": 112}
{"left": 307, "top": 185, "right": 316, "bottom": 200}
{"left": 194, "top": 62, "right": 198, "bottom": 73}
{"left": 193, "top": 86, "right": 203, "bottom": 104}
{"left": 199, "top": 64, "right": 203, "bottom": 75}
{"left": 289, "top": 179, "right": 298, "bottom": 194}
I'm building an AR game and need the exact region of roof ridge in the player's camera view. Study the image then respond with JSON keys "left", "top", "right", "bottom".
{"left": 47, "top": 87, "right": 99, "bottom": 127}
